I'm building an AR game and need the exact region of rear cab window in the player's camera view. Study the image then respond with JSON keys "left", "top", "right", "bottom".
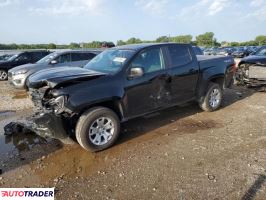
{"left": 167, "top": 44, "right": 193, "bottom": 68}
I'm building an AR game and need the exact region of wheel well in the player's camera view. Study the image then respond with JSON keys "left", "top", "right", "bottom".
{"left": 78, "top": 100, "right": 123, "bottom": 121}
{"left": 209, "top": 77, "right": 224, "bottom": 88}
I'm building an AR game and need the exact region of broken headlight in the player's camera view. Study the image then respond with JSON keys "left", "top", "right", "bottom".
{"left": 49, "top": 95, "right": 67, "bottom": 114}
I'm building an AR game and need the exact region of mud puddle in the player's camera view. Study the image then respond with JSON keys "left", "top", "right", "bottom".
{"left": 0, "top": 110, "right": 43, "bottom": 158}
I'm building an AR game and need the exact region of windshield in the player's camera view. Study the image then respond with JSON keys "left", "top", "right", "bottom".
{"left": 37, "top": 52, "right": 58, "bottom": 64}
{"left": 84, "top": 49, "right": 135, "bottom": 73}
{"left": 255, "top": 47, "right": 266, "bottom": 56}
{"left": 7, "top": 54, "right": 19, "bottom": 61}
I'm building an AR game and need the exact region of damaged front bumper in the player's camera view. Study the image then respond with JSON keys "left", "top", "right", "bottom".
{"left": 236, "top": 64, "right": 266, "bottom": 87}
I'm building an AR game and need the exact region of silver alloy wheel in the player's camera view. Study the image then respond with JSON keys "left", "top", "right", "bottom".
{"left": 0, "top": 70, "right": 7, "bottom": 80}
{"left": 209, "top": 88, "right": 221, "bottom": 108}
{"left": 88, "top": 117, "right": 115, "bottom": 146}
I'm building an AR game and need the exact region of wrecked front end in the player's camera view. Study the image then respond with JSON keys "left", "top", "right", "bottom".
{"left": 235, "top": 63, "right": 266, "bottom": 87}
{"left": 27, "top": 87, "right": 74, "bottom": 140}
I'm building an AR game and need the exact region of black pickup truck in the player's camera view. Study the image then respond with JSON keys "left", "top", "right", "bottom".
{"left": 27, "top": 43, "right": 235, "bottom": 152}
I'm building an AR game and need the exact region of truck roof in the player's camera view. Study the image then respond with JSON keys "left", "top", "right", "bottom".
{"left": 114, "top": 43, "right": 190, "bottom": 51}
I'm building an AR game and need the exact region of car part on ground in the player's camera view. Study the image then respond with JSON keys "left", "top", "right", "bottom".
{"left": 26, "top": 43, "right": 235, "bottom": 152}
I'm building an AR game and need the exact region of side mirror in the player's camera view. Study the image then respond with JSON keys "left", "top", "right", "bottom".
{"left": 50, "top": 60, "right": 58, "bottom": 65}
{"left": 128, "top": 67, "right": 144, "bottom": 79}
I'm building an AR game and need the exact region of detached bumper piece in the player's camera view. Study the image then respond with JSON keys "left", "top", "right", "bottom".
{"left": 4, "top": 113, "right": 69, "bottom": 141}
{"left": 31, "top": 113, "right": 69, "bottom": 140}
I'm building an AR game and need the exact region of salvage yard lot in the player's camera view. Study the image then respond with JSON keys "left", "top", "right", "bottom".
{"left": 0, "top": 81, "right": 265, "bottom": 199}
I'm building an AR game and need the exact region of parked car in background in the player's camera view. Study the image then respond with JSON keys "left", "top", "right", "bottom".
{"left": 0, "top": 54, "right": 13, "bottom": 61}
{"left": 0, "top": 50, "right": 50, "bottom": 80}
{"left": 231, "top": 47, "right": 249, "bottom": 58}
{"left": 8, "top": 50, "right": 102, "bottom": 89}
{"left": 217, "top": 48, "right": 234, "bottom": 56}
{"left": 27, "top": 43, "right": 235, "bottom": 152}
{"left": 192, "top": 46, "right": 204, "bottom": 55}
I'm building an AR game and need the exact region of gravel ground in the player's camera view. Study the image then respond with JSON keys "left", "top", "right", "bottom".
{"left": 0, "top": 82, "right": 33, "bottom": 111}
{"left": 0, "top": 81, "right": 265, "bottom": 200}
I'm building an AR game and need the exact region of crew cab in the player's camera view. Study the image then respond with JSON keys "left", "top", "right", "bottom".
{"left": 0, "top": 50, "right": 50, "bottom": 80}
{"left": 27, "top": 43, "right": 235, "bottom": 152}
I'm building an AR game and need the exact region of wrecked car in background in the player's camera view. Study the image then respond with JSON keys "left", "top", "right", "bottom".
{"left": 236, "top": 45, "right": 266, "bottom": 86}
{"left": 26, "top": 43, "right": 235, "bottom": 152}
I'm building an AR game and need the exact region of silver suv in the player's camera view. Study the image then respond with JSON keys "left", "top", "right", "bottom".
{"left": 8, "top": 50, "right": 101, "bottom": 89}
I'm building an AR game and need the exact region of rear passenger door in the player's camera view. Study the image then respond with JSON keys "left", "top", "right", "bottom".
{"left": 167, "top": 44, "right": 199, "bottom": 104}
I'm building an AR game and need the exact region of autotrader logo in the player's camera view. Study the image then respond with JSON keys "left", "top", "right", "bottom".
{"left": 0, "top": 188, "right": 54, "bottom": 200}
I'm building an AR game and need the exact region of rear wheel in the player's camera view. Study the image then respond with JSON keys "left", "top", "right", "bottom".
{"left": 76, "top": 107, "right": 120, "bottom": 152}
{"left": 199, "top": 83, "right": 223, "bottom": 112}
{"left": 0, "top": 70, "right": 8, "bottom": 81}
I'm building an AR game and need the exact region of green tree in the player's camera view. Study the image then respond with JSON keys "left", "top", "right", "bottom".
{"left": 171, "top": 35, "right": 192, "bottom": 43}
{"left": 47, "top": 43, "right": 56, "bottom": 49}
{"left": 196, "top": 32, "right": 215, "bottom": 47}
{"left": 69, "top": 42, "right": 80, "bottom": 49}
{"left": 117, "top": 40, "right": 126, "bottom": 46}
{"left": 156, "top": 36, "right": 169, "bottom": 43}
{"left": 126, "top": 37, "right": 142, "bottom": 44}
{"left": 255, "top": 35, "right": 266, "bottom": 45}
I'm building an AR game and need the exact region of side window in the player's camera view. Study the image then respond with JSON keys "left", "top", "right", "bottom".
{"left": 168, "top": 45, "right": 192, "bottom": 67}
{"left": 56, "top": 53, "right": 71, "bottom": 63}
{"left": 130, "top": 48, "right": 165, "bottom": 74}
{"left": 83, "top": 53, "right": 96, "bottom": 60}
{"left": 17, "top": 53, "right": 30, "bottom": 61}
{"left": 31, "top": 52, "right": 43, "bottom": 61}
{"left": 72, "top": 53, "right": 97, "bottom": 61}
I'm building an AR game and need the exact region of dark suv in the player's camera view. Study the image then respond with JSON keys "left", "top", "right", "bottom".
{"left": 0, "top": 50, "right": 50, "bottom": 80}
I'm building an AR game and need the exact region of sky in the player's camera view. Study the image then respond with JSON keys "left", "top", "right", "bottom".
{"left": 0, "top": 0, "right": 265, "bottom": 44}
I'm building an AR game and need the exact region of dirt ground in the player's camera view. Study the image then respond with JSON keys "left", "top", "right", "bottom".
{"left": 0, "top": 81, "right": 265, "bottom": 200}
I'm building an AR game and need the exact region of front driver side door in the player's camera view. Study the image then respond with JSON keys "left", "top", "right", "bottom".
{"left": 123, "top": 47, "right": 170, "bottom": 118}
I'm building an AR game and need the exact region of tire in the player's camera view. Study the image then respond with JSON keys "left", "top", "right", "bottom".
{"left": 199, "top": 83, "right": 223, "bottom": 112}
{"left": 0, "top": 70, "right": 8, "bottom": 81}
{"left": 75, "top": 107, "right": 120, "bottom": 152}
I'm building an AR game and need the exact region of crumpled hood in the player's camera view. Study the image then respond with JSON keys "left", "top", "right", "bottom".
{"left": 241, "top": 55, "right": 266, "bottom": 64}
{"left": 27, "top": 66, "right": 106, "bottom": 89}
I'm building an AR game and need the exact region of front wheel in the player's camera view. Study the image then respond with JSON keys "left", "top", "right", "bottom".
{"left": 76, "top": 107, "right": 120, "bottom": 152}
{"left": 0, "top": 70, "right": 8, "bottom": 81}
{"left": 199, "top": 83, "right": 223, "bottom": 112}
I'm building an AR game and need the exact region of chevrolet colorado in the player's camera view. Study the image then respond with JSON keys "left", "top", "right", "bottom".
{"left": 27, "top": 43, "right": 235, "bottom": 152}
